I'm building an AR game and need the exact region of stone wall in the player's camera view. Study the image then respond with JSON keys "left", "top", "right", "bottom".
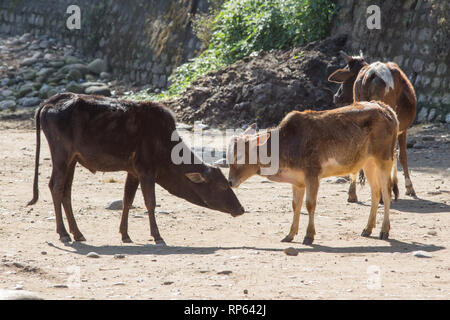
{"left": 0, "top": 0, "right": 208, "bottom": 90}
{"left": 331, "top": 0, "right": 449, "bottom": 122}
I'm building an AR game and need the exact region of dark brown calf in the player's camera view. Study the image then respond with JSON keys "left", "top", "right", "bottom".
{"left": 28, "top": 93, "right": 244, "bottom": 244}
{"left": 228, "top": 101, "right": 399, "bottom": 244}
{"left": 328, "top": 51, "right": 417, "bottom": 200}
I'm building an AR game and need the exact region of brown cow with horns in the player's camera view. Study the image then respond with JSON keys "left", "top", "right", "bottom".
{"left": 328, "top": 51, "right": 417, "bottom": 202}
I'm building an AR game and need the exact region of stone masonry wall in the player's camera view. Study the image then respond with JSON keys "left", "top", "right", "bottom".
{"left": 0, "top": 0, "right": 208, "bottom": 90}
{"left": 331, "top": 0, "right": 449, "bottom": 122}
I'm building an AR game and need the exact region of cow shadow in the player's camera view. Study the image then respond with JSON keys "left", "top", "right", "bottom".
{"left": 391, "top": 197, "right": 450, "bottom": 213}
{"left": 47, "top": 237, "right": 444, "bottom": 256}
{"left": 349, "top": 197, "right": 450, "bottom": 214}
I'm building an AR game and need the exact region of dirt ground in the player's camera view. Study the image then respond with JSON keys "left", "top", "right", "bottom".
{"left": 0, "top": 119, "right": 449, "bottom": 300}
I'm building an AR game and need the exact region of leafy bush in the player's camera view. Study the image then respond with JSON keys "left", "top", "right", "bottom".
{"left": 131, "top": 0, "right": 337, "bottom": 100}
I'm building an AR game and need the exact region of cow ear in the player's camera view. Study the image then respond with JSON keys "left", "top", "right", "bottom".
{"left": 256, "top": 132, "right": 270, "bottom": 146}
{"left": 243, "top": 123, "right": 257, "bottom": 135}
{"left": 328, "top": 69, "right": 353, "bottom": 83}
{"left": 185, "top": 172, "right": 207, "bottom": 184}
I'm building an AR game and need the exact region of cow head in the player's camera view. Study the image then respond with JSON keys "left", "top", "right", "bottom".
{"left": 184, "top": 164, "right": 245, "bottom": 217}
{"left": 328, "top": 50, "right": 368, "bottom": 105}
{"left": 227, "top": 124, "right": 271, "bottom": 188}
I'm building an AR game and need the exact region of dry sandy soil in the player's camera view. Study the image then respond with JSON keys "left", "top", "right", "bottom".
{"left": 0, "top": 119, "right": 449, "bottom": 300}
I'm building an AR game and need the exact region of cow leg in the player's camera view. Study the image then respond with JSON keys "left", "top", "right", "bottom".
{"left": 49, "top": 159, "right": 71, "bottom": 242}
{"left": 303, "top": 176, "right": 319, "bottom": 245}
{"left": 361, "top": 161, "right": 381, "bottom": 237}
{"left": 61, "top": 160, "right": 86, "bottom": 241}
{"left": 120, "top": 173, "right": 139, "bottom": 243}
{"left": 347, "top": 173, "right": 358, "bottom": 203}
{"left": 139, "top": 173, "right": 164, "bottom": 244}
{"left": 398, "top": 131, "right": 416, "bottom": 197}
{"left": 379, "top": 163, "right": 392, "bottom": 240}
{"left": 281, "top": 185, "right": 305, "bottom": 242}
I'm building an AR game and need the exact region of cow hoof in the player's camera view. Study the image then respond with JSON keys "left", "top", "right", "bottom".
{"left": 347, "top": 197, "right": 358, "bottom": 203}
{"left": 154, "top": 238, "right": 166, "bottom": 245}
{"left": 60, "top": 235, "right": 72, "bottom": 243}
{"left": 281, "top": 235, "right": 294, "bottom": 243}
{"left": 405, "top": 188, "right": 416, "bottom": 197}
{"left": 302, "top": 237, "right": 314, "bottom": 245}
{"left": 361, "top": 229, "right": 371, "bottom": 237}
{"left": 122, "top": 236, "right": 133, "bottom": 243}
{"left": 74, "top": 235, "right": 86, "bottom": 242}
{"left": 379, "top": 232, "right": 389, "bottom": 240}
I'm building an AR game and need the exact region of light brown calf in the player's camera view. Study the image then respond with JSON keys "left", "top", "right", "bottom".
{"left": 227, "top": 101, "right": 399, "bottom": 244}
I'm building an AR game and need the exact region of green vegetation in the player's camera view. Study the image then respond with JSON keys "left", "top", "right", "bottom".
{"left": 129, "top": 0, "right": 337, "bottom": 101}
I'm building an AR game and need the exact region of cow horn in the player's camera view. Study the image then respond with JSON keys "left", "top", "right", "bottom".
{"left": 359, "top": 50, "right": 364, "bottom": 59}
{"left": 339, "top": 50, "right": 351, "bottom": 63}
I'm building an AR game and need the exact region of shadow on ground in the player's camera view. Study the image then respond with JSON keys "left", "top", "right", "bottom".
{"left": 47, "top": 238, "right": 445, "bottom": 256}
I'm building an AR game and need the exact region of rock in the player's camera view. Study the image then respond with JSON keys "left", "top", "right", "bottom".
{"left": 85, "top": 74, "right": 96, "bottom": 81}
{"left": 100, "top": 72, "right": 111, "bottom": 80}
{"left": 23, "top": 71, "right": 36, "bottom": 81}
{"left": 1, "top": 89, "right": 14, "bottom": 97}
{"left": 87, "top": 59, "right": 108, "bottom": 74}
{"left": 243, "top": 289, "right": 248, "bottom": 294}
{"left": 156, "top": 210, "right": 172, "bottom": 215}
{"left": 412, "top": 251, "right": 432, "bottom": 258}
{"left": 176, "top": 123, "right": 193, "bottom": 131}
{"left": 80, "top": 81, "right": 105, "bottom": 88}
{"left": 66, "top": 69, "right": 83, "bottom": 81}
{"left": 406, "top": 138, "right": 416, "bottom": 148}
{"left": 217, "top": 270, "right": 233, "bottom": 275}
{"left": 61, "top": 64, "right": 90, "bottom": 76}
{"left": 17, "top": 97, "right": 41, "bottom": 108}
{"left": 422, "top": 136, "right": 435, "bottom": 141}
{"left": 0, "top": 100, "right": 16, "bottom": 111}
{"left": 48, "top": 60, "right": 65, "bottom": 68}
{"left": 53, "top": 284, "right": 68, "bottom": 289}
{"left": 427, "top": 230, "right": 437, "bottom": 236}
{"left": 0, "top": 289, "right": 42, "bottom": 300}
{"left": 1, "top": 78, "right": 9, "bottom": 86}
{"left": 105, "top": 200, "right": 123, "bottom": 210}
{"left": 86, "top": 252, "right": 100, "bottom": 258}
{"left": 334, "top": 177, "right": 348, "bottom": 184}
{"left": 445, "top": 113, "right": 450, "bottom": 123}
{"left": 64, "top": 56, "right": 82, "bottom": 65}
{"left": 47, "top": 88, "right": 59, "bottom": 98}
{"left": 17, "top": 84, "right": 34, "bottom": 98}
{"left": 283, "top": 247, "right": 299, "bottom": 256}
{"left": 114, "top": 254, "right": 126, "bottom": 259}
{"left": 85, "top": 86, "right": 111, "bottom": 96}
{"left": 416, "top": 107, "right": 428, "bottom": 123}
{"left": 39, "top": 84, "right": 52, "bottom": 99}
{"left": 193, "top": 121, "right": 209, "bottom": 130}
{"left": 19, "top": 33, "right": 32, "bottom": 43}
{"left": 66, "top": 82, "right": 85, "bottom": 94}
{"left": 20, "top": 57, "right": 38, "bottom": 67}
{"left": 413, "top": 143, "right": 425, "bottom": 149}
{"left": 427, "top": 108, "right": 436, "bottom": 122}
{"left": 14, "top": 284, "right": 23, "bottom": 290}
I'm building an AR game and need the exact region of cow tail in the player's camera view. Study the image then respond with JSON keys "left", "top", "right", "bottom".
{"left": 27, "top": 106, "right": 43, "bottom": 206}
{"left": 358, "top": 170, "right": 366, "bottom": 186}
